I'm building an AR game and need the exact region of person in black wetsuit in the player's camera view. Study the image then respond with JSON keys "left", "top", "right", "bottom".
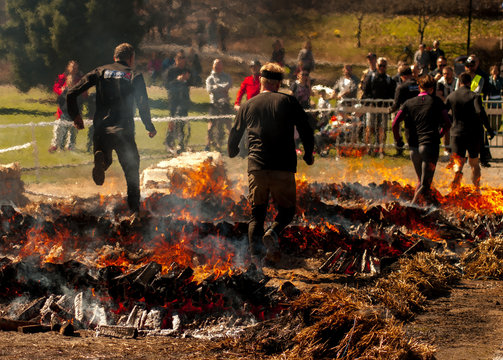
{"left": 390, "top": 66, "right": 420, "bottom": 156}
{"left": 67, "top": 43, "right": 157, "bottom": 215}
{"left": 392, "top": 75, "right": 451, "bottom": 205}
{"left": 445, "top": 72, "right": 494, "bottom": 190}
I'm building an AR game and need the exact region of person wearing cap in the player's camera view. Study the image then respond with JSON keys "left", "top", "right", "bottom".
{"left": 228, "top": 62, "right": 315, "bottom": 267}
{"left": 465, "top": 56, "right": 484, "bottom": 95}
{"left": 445, "top": 72, "right": 494, "bottom": 190}
{"left": 393, "top": 75, "right": 451, "bottom": 205}
{"left": 234, "top": 60, "right": 262, "bottom": 111}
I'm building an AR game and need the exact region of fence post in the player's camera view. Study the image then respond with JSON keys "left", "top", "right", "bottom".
{"left": 30, "top": 123, "right": 40, "bottom": 183}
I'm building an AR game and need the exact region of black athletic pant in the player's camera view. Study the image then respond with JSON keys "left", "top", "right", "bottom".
{"left": 410, "top": 143, "right": 439, "bottom": 204}
{"left": 94, "top": 130, "right": 140, "bottom": 212}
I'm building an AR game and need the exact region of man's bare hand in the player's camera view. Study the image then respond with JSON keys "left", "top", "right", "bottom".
{"left": 74, "top": 115, "right": 84, "bottom": 130}
{"left": 233, "top": 104, "right": 240, "bottom": 112}
{"left": 148, "top": 130, "right": 157, "bottom": 138}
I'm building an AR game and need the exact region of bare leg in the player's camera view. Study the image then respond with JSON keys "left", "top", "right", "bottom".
{"left": 451, "top": 154, "right": 465, "bottom": 190}
{"left": 468, "top": 157, "right": 481, "bottom": 190}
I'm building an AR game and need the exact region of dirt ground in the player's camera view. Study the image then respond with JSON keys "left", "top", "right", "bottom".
{"left": 14, "top": 152, "right": 503, "bottom": 359}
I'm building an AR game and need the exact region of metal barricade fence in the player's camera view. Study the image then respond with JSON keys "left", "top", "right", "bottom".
{"left": 0, "top": 98, "right": 502, "bottom": 182}
{"left": 309, "top": 98, "right": 503, "bottom": 156}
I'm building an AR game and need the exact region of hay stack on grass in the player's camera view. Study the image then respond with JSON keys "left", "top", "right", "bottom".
{"left": 462, "top": 236, "right": 503, "bottom": 279}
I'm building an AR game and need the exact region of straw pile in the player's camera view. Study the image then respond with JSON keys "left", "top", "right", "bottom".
{"left": 0, "top": 162, "right": 29, "bottom": 206}
{"left": 371, "top": 252, "right": 461, "bottom": 320}
{"left": 225, "top": 288, "right": 435, "bottom": 360}
{"left": 221, "top": 253, "right": 463, "bottom": 359}
{"left": 462, "top": 236, "right": 503, "bottom": 279}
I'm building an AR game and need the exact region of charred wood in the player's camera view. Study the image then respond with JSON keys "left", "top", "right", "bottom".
{"left": 18, "top": 324, "right": 51, "bottom": 334}
{"left": 95, "top": 325, "right": 138, "bottom": 339}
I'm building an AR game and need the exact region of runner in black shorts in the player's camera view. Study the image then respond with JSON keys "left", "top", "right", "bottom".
{"left": 393, "top": 75, "right": 451, "bottom": 204}
{"left": 445, "top": 72, "right": 494, "bottom": 190}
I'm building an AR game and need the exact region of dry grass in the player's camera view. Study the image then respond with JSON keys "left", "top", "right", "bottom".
{"left": 371, "top": 252, "right": 461, "bottom": 320}
{"left": 462, "top": 236, "right": 503, "bottom": 279}
{"left": 220, "top": 252, "right": 463, "bottom": 359}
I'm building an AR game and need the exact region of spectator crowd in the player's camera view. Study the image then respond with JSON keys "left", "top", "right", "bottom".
{"left": 52, "top": 36, "right": 503, "bottom": 203}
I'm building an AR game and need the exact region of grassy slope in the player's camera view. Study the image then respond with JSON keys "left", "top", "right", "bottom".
{"left": 232, "top": 13, "right": 502, "bottom": 69}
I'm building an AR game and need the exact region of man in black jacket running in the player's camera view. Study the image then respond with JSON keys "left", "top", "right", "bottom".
{"left": 67, "top": 43, "right": 157, "bottom": 214}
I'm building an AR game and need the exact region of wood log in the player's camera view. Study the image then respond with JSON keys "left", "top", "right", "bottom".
{"left": 95, "top": 325, "right": 138, "bottom": 339}
{"left": 14, "top": 296, "right": 46, "bottom": 321}
{"left": 318, "top": 247, "right": 344, "bottom": 273}
{"left": 18, "top": 325, "right": 51, "bottom": 334}
{"left": 0, "top": 318, "right": 38, "bottom": 332}
{"left": 59, "top": 321, "right": 75, "bottom": 336}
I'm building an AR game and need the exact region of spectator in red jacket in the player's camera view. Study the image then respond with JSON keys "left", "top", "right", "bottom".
{"left": 49, "top": 60, "right": 84, "bottom": 152}
{"left": 234, "top": 60, "right": 261, "bottom": 111}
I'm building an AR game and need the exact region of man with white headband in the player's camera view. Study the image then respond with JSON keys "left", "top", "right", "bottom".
{"left": 228, "top": 62, "right": 315, "bottom": 267}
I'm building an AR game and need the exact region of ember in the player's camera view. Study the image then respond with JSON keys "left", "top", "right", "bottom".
{"left": 1, "top": 161, "right": 503, "bottom": 341}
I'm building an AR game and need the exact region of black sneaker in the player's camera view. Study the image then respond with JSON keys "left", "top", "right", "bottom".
{"left": 481, "top": 162, "right": 491, "bottom": 168}
{"left": 92, "top": 151, "right": 106, "bottom": 186}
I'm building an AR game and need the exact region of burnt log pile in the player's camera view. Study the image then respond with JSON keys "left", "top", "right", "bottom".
{"left": 0, "top": 255, "right": 279, "bottom": 337}
{"left": 0, "top": 180, "right": 502, "bottom": 336}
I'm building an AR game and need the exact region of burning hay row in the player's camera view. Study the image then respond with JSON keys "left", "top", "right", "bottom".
{"left": 1, "top": 154, "right": 503, "bottom": 357}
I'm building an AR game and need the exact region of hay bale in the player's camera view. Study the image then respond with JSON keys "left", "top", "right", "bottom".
{"left": 140, "top": 152, "right": 231, "bottom": 199}
{"left": 0, "top": 163, "right": 29, "bottom": 206}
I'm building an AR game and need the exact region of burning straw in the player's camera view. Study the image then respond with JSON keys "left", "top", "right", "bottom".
{"left": 462, "top": 236, "right": 503, "bottom": 279}
{"left": 222, "top": 252, "right": 460, "bottom": 359}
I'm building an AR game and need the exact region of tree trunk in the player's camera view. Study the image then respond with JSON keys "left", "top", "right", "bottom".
{"left": 356, "top": 13, "right": 364, "bottom": 48}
